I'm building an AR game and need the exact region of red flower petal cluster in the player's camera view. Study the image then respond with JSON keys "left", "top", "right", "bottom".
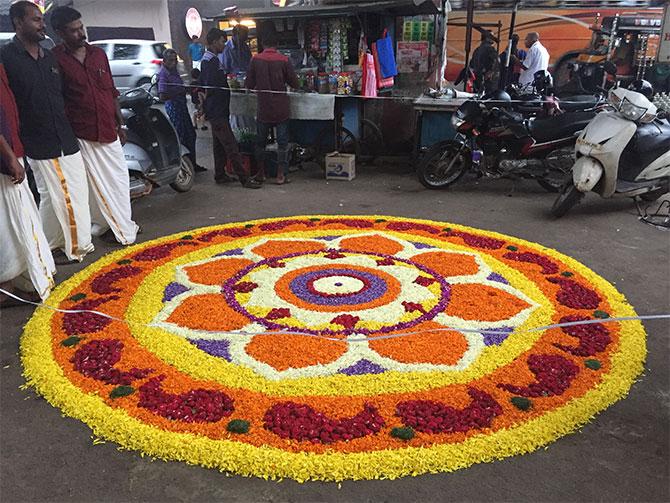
{"left": 137, "top": 375, "right": 234, "bottom": 423}
{"left": 70, "top": 339, "right": 151, "bottom": 385}
{"left": 232, "top": 281, "right": 258, "bottom": 293}
{"left": 91, "top": 266, "right": 142, "bottom": 294}
{"left": 258, "top": 219, "right": 315, "bottom": 231}
{"left": 547, "top": 277, "right": 602, "bottom": 309}
{"left": 330, "top": 314, "right": 360, "bottom": 329}
{"left": 554, "top": 315, "right": 611, "bottom": 356}
{"left": 444, "top": 231, "right": 505, "bottom": 250}
{"left": 63, "top": 296, "right": 119, "bottom": 335}
{"left": 396, "top": 388, "right": 502, "bottom": 434}
{"left": 386, "top": 222, "right": 440, "bottom": 234}
{"left": 133, "top": 242, "right": 196, "bottom": 261}
{"left": 263, "top": 402, "right": 385, "bottom": 443}
{"left": 503, "top": 252, "right": 559, "bottom": 275}
{"left": 324, "top": 218, "right": 374, "bottom": 228}
{"left": 198, "top": 227, "right": 253, "bottom": 242}
{"left": 497, "top": 354, "right": 580, "bottom": 397}
{"left": 266, "top": 308, "right": 291, "bottom": 320}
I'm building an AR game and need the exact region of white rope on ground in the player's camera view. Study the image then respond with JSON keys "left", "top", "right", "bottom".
{"left": 2, "top": 288, "right": 667, "bottom": 343}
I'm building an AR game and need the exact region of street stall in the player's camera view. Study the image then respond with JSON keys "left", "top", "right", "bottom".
{"left": 215, "top": 0, "right": 443, "bottom": 161}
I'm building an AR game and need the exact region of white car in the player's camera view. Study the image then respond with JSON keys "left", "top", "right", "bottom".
{"left": 0, "top": 32, "right": 55, "bottom": 49}
{"left": 91, "top": 39, "right": 175, "bottom": 92}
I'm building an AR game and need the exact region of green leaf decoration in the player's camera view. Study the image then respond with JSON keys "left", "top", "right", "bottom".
{"left": 181, "top": 235, "right": 193, "bottom": 240}
{"left": 244, "top": 224, "right": 255, "bottom": 228}
{"left": 227, "top": 419, "right": 250, "bottom": 434}
{"left": 511, "top": 397, "right": 532, "bottom": 411}
{"left": 585, "top": 359, "right": 602, "bottom": 370}
{"left": 109, "top": 386, "right": 135, "bottom": 399}
{"left": 69, "top": 293, "right": 86, "bottom": 302}
{"left": 506, "top": 246, "right": 518, "bottom": 251}
{"left": 117, "top": 259, "right": 133, "bottom": 265}
{"left": 375, "top": 219, "right": 387, "bottom": 223}
{"left": 61, "top": 336, "right": 83, "bottom": 347}
{"left": 309, "top": 218, "right": 321, "bottom": 222}
{"left": 561, "top": 271, "right": 574, "bottom": 277}
{"left": 593, "top": 310, "right": 610, "bottom": 319}
{"left": 390, "top": 427, "right": 415, "bottom": 441}
{"left": 442, "top": 227, "right": 451, "bottom": 232}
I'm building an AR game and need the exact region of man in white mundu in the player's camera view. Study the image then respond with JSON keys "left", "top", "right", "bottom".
{"left": 1, "top": 1, "right": 93, "bottom": 263}
{"left": 1, "top": 52, "right": 55, "bottom": 306}
{"left": 52, "top": 6, "right": 139, "bottom": 246}
{"left": 519, "top": 32, "right": 551, "bottom": 88}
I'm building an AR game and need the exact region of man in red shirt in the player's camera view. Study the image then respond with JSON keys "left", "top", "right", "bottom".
{"left": 51, "top": 6, "right": 139, "bottom": 246}
{"left": 246, "top": 30, "right": 299, "bottom": 185}
{"left": 1, "top": 53, "right": 56, "bottom": 306}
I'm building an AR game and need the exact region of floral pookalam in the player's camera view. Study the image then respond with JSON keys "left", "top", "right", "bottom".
{"left": 21, "top": 216, "right": 646, "bottom": 481}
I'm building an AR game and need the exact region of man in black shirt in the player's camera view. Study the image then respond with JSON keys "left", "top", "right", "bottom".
{"left": 200, "top": 28, "right": 260, "bottom": 189}
{"left": 1, "top": 1, "right": 93, "bottom": 263}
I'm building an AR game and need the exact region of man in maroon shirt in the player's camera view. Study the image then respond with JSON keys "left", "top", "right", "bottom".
{"left": 246, "top": 30, "right": 299, "bottom": 185}
{"left": 51, "top": 6, "right": 139, "bottom": 246}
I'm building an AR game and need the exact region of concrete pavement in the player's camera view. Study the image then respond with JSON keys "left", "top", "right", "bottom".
{"left": 1, "top": 137, "right": 668, "bottom": 502}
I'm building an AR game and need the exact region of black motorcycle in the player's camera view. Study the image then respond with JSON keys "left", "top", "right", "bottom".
{"left": 119, "top": 86, "right": 194, "bottom": 199}
{"left": 417, "top": 96, "right": 600, "bottom": 192}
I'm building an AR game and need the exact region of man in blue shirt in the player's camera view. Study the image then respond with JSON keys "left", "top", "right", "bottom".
{"left": 188, "top": 35, "right": 204, "bottom": 70}
{"left": 220, "top": 25, "right": 252, "bottom": 74}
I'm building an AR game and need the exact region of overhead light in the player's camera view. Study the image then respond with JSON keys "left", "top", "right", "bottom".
{"left": 229, "top": 19, "right": 257, "bottom": 28}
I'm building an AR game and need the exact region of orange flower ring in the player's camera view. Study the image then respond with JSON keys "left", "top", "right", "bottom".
{"left": 21, "top": 216, "right": 646, "bottom": 481}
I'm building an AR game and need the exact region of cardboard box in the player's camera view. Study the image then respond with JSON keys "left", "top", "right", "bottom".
{"left": 325, "top": 152, "right": 356, "bottom": 180}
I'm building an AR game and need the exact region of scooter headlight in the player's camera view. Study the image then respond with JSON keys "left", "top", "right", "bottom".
{"left": 619, "top": 97, "right": 648, "bottom": 122}
{"left": 608, "top": 89, "right": 622, "bottom": 110}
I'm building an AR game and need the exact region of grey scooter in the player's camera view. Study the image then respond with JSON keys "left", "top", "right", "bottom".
{"left": 118, "top": 85, "right": 194, "bottom": 199}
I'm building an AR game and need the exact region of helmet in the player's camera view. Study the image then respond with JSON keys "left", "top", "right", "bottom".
{"left": 628, "top": 80, "right": 654, "bottom": 100}
{"left": 484, "top": 89, "right": 512, "bottom": 103}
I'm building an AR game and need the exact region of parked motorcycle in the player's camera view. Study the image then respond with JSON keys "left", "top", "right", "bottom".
{"left": 417, "top": 92, "right": 600, "bottom": 191}
{"left": 551, "top": 81, "right": 670, "bottom": 217}
{"left": 119, "top": 86, "right": 194, "bottom": 199}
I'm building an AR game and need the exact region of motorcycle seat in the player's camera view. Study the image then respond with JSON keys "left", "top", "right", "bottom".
{"left": 529, "top": 111, "right": 596, "bottom": 143}
{"left": 620, "top": 121, "right": 670, "bottom": 176}
{"left": 559, "top": 95, "right": 601, "bottom": 112}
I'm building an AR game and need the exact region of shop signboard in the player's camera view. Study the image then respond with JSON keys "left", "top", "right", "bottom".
{"left": 185, "top": 7, "right": 203, "bottom": 39}
{"left": 659, "top": 3, "right": 670, "bottom": 63}
{"left": 397, "top": 41, "right": 429, "bottom": 73}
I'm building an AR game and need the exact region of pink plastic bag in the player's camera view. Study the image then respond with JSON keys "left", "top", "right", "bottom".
{"left": 361, "top": 52, "right": 377, "bottom": 98}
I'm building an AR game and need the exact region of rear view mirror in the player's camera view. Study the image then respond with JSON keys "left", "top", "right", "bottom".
{"left": 151, "top": 74, "right": 158, "bottom": 86}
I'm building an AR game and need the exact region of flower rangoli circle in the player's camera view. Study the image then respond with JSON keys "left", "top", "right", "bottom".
{"left": 21, "top": 216, "right": 646, "bottom": 481}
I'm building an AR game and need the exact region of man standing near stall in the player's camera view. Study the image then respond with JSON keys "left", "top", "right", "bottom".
{"left": 200, "top": 27, "right": 261, "bottom": 189}
{"left": 1, "top": 1, "right": 94, "bottom": 263}
{"left": 246, "top": 29, "right": 300, "bottom": 185}
{"left": 51, "top": 6, "right": 139, "bottom": 246}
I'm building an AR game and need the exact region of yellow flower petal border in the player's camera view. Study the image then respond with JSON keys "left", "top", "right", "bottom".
{"left": 20, "top": 215, "right": 646, "bottom": 482}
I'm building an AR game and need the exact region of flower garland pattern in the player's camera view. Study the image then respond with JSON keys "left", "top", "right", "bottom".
{"left": 21, "top": 216, "right": 646, "bottom": 482}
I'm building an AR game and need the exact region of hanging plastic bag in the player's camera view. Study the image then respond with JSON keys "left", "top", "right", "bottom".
{"left": 375, "top": 29, "right": 398, "bottom": 79}
{"left": 361, "top": 52, "right": 377, "bottom": 97}
{"left": 372, "top": 42, "right": 394, "bottom": 89}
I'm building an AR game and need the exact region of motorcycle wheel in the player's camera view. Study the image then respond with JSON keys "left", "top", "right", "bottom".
{"left": 417, "top": 141, "right": 471, "bottom": 190}
{"left": 170, "top": 155, "right": 195, "bottom": 193}
{"left": 551, "top": 184, "right": 584, "bottom": 218}
{"left": 538, "top": 148, "right": 574, "bottom": 193}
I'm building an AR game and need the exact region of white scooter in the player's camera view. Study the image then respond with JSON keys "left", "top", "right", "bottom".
{"left": 551, "top": 81, "right": 670, "bottom": 217}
